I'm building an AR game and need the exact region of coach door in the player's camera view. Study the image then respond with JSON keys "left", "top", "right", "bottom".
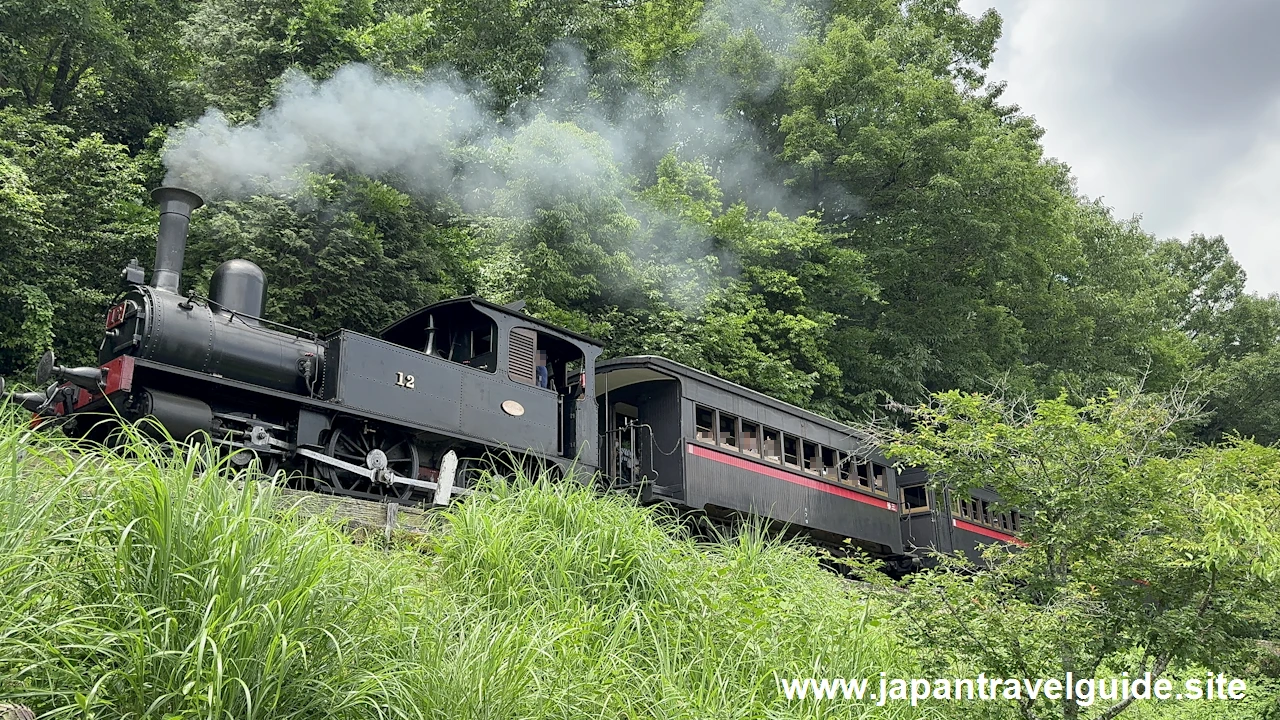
{"left": 604, "top": 402, "right": 640, "bottom": 487}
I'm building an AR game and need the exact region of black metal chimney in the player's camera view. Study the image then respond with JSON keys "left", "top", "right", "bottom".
{"left": 150, "top": 187, "right": 204, "bottom": 294}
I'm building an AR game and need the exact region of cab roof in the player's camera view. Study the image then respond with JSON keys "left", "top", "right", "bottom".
{"left": 380, "top": 296, "right": 604, "bottom": 348}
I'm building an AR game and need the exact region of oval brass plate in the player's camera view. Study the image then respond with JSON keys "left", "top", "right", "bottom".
{"left": 501, "top": 400, "right": 525, "bottom": 417}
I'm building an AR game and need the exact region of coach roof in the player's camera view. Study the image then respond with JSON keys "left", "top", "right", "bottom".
{"left": 596, "top": 355, "right": 869, "bottom": 442}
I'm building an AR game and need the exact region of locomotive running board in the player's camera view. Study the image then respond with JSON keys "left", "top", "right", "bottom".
{"left": 296, "top": 447, "right": 472, "bottom": 501}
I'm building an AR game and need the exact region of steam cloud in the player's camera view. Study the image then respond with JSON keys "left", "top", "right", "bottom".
{"left": 162, "top": 0, "right": 822, "bottom": 216}
{"left": 163, "top": 67, "right": 488, "bottom": 200}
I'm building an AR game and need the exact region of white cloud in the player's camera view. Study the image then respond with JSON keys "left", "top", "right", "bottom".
{"left": 1183, "top": 97, "right": 1280, "bottom": 295}
{"left": 960, "top": 0, "right": 1280, "bottom": 294}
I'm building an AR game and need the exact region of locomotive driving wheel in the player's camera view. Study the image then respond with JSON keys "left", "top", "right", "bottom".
{"left": 318, "top": 419, "right": 419, "bottom": 500}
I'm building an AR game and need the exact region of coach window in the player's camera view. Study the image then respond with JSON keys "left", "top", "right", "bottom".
{"left": 763, "top": 428, "right": 781, "bottom": 463}
{"left": 740, "top": 421, "right": 760, "bottom": 455}
{"left": 979, "top": 501, "right": 991, "bottom": 526}
{"left": 802, "top": 441, "right": 820, "bottom": 475}
{"left": 719, "top": 413, "right": 739, "bottom": 450}
{"left": 841, "top": 458, "right": 858, "bottom": 486}
{"left": 902, "top": 486, "right": 930, "bottom": 515}
{"left": 855, "top": 462, "right": 873, "bottom": 490}
{"left": 696, "top": 406, "right": 715, "bottom": 443}
{"left": 871, "top": 464, "right": 888, "bottom": 496}
{"left": 957, "top": 499, "right": 970, "bottom": 520}
{"left": 821, "top": 447, "right": 837, "bottom": 480}
{"left": 834, "top": 454, "right": 851, "bottom": 485}
{"left": 1011, "top": 511, "right": 1022, "bottom": 533}
{"left": 783, "top": 435, "right": 800, "bottom": 468}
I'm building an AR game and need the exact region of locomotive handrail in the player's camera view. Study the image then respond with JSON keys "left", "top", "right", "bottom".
{"left": 184, "top": 292, "right": 323, "bottom": 341}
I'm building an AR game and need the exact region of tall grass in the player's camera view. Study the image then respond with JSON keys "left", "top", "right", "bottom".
{"left": 0, "top": 409, "right": 937, "bottom": 719}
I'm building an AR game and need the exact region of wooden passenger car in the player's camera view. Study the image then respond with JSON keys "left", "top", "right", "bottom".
{"left": 595, "top": 355, "right": 904, "bottom": 556}
{"left": 898, "top": 468, "right": 1024, "bottom": 565}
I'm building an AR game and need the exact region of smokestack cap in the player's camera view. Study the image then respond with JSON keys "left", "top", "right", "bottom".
{"left": 151, "top": 186, "right": 204, "bottom": 214}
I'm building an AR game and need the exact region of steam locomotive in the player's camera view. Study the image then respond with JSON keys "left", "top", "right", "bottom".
{"left": 0, "top": 188, "right": 1021, "bottom": 566}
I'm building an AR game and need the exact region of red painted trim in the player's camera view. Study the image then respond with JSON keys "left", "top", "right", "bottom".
{"left": 687, "top": 442, "right": 898, "bottom": 511}
{"left": 68, "top": 355, "right": 135, "bottom": 412}
{"left": 953, "top": 518, "right": 1025, "bottom": 546}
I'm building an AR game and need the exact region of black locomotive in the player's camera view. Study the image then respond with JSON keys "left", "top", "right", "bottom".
{"left": 1, "top": 187, "right": 1021, "bottom": 565}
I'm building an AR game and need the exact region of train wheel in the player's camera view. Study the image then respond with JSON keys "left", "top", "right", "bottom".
{"left": 319, "top": 419, "right": 419, "bottom": 501}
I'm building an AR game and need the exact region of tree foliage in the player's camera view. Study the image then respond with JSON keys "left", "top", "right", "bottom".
{"left": 2, "top": 0, "right": 1280, "bottom": 714}
{"left": 886, "top": 390, "right": 1280, "bottom": 720}
{"left": 2, "top": 0, "right": 1270, "bottom": 435}
{"left": 184, "top": 175, "right": 474, "bottom": 333}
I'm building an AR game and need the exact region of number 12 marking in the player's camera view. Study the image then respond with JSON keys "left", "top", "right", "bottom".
{"left": 395, "top": 372, "right": 416, "bottom": 389}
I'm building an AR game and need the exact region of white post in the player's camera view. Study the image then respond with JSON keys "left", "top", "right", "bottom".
{"left": 435, "top": 450, "right": 458, "bottom": 506}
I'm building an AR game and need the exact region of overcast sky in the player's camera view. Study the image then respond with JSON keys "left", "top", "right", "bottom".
{"left": 957, "top": 0, "right": 1280, "bottom": 295}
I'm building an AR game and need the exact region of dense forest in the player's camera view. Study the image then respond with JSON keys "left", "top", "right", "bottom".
{"left": 4, "top": 0, "right": 1279, "bottom": 443}
{"left": 2, "top": 3, "right": 1280, "bottom": 718}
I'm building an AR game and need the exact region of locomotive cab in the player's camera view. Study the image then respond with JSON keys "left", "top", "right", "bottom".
{"left": 374, "top": 296, "right": 603, "bottom": 470}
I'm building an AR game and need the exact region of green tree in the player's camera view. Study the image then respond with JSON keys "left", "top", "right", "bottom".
{"left": 424, "top": 0, "right": 625, "bottom": 111}
{"left": 0, "top": 151, "right": 52, "bottom": 374}
{"left": 184, "top": 175, "right": 474, "bottom": 334}
{"left": 1154, "top": 234, "right": 1280, "bottom": 442}
{"left": 0, "top": 0, "right": 198, "bottom": 147}
{"left": 1201, "top": 345, "right": 1280, "bottom": 445}
{"left": 0, "top": 0, "right": 127, "bottom": 117}
{"left": 886, "top": 390, "right": 1280, "bottom": 720}
{"left": 179, "top": 0, "right": 379, "bottom": 117}
{"left": 634, "top": 154, "right": 875, "bottom": 412}
{"left": 0, "top": 106, "right": 153, "bottom": 375}
{"left": 779, "top": 0, "right": 1076, "bottom": 408}
{"left": 1020, "top": 200, "right": 1193, "bottom": 397}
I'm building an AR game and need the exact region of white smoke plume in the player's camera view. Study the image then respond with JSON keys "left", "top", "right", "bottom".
{"left": 163, "top": 66, "right": 490, "bottom": 199}
{"left": 162, "top": 0, "right": 827, "bottom": 215}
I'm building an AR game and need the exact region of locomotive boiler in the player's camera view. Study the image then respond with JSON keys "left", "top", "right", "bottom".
{"left": 103, "top": 189, "right": 328, "bottom": 403}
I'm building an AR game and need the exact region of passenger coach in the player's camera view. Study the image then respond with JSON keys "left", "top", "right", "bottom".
{"left": 898, "top": 470, "right": 1024, "bottom": 563}
{"left": 595, "top": 356, "right": 905, "bottom": 559}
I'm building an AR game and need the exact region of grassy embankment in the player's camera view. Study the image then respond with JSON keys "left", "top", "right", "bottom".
{"left": 0, "top": 410, "right": 932, "bottom": 719}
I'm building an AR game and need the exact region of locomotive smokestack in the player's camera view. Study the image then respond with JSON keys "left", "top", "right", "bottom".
{"left": 150, "top": 187, "right": 204, "bottom": 294}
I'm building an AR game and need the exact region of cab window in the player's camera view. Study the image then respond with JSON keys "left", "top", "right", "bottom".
{"left": 413, "top": 305, "right": 497, "bottom": 373}
{"left": 509, "top": 327, "right": 584, "bottom": 392}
